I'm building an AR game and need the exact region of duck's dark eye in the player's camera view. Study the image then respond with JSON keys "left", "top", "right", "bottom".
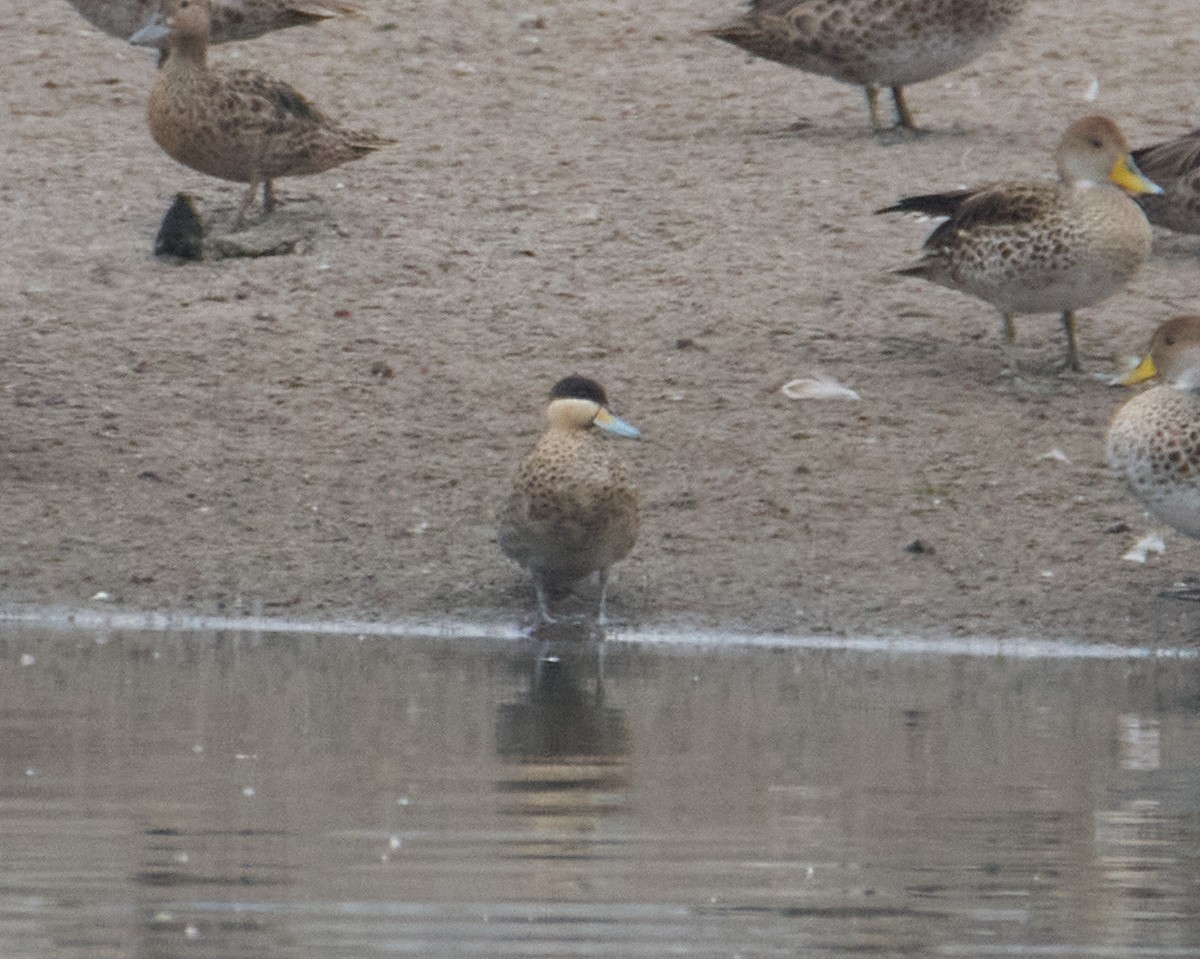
{"left": 1089, "top": 138, "right": 1103, "bottom": 149}
{"left": 1165, "top": 335, "right": 1176, "bottom": 346}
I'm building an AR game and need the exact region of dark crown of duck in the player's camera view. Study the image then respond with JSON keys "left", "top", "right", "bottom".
{"left": 549, "top": 374, "right": 608, "bottom": 406}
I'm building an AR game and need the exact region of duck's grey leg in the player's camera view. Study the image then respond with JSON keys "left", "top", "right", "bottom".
{"left": 890, "top": 85, "right": 917, "bottom": 130}
{"left": 1001, "top": 312, "right": 1018, "bottom": 343}
{"left": 236, "top": 182, "right": 259, "bottom": 225}
{"left": 864, "top": 85, "right": 882, "bottom": 131}
{"left": 595, "top": 568, "right": 611, "bottom": 627}
{"left": 534, "top": 575, "right": 556, "bottom": 623}
{"left": 1061, "top": 310, "right": 1082, "bottom": 372}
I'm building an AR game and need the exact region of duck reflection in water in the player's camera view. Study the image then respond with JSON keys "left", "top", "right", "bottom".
{"left": 494, "top": 639, "right": 631, "bottom": 892}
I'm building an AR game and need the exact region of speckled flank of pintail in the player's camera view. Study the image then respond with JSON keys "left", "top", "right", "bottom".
{"left": 704, "top": 0, "right": 1025, "bottom": 131}
{"left": 1108, "top": 316, "right": 1200, "bottom": 545}
{"left": 66, "top": 0, "right": 363, "bottom": 47}
{"left": 134, "top": 0, "right": 394, "bottom": 216}
{"left": 1131, "top": 129, "right": 1200, "bottom": 235}
{"left": 498, "top": 375, "right": 641, "bottom": 625}
{"left": 878, "top": 115, "right": 1161, "bottom": 372}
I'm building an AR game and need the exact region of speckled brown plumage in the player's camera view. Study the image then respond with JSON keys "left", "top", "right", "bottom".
{"left": 143, "top": 0, "right": 394, "bottom": 214}
{"left": 1131, "top": 129, "right": 1200, "bottom": 235}
{"left": 498, "top": 377, "right": 640, "bottom": 623}
{"left": 705, "top": 0, "right": 1025, "bottom": 130}
{"left": 879, "top": 115, "right": 1160, "bottom": 371}
{"left": 1108, "top": 316, "right": 1200, "bottom": 541}
{"left": 67, "top": 0, "right": 363, "bottom": 47}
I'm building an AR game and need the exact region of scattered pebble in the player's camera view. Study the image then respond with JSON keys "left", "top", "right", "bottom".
{"left": 208, "top": 232, "right": 301, "bottom": 259}
{"left": 781, "top": 375, "right": 860, "bottom": 401}
{"left": 1122, "top": 532, "right": 1166, "bottom": 564}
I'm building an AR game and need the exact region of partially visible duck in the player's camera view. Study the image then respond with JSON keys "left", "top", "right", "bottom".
{"left": 1108, "top": 316, "right": 1200, "bottom": 542}
{"left": 133, "top": 0, "right": 394, "bottom": 215}
{"left": 498, "top": 375, "right": 641, "bottom": 624}
{"left": 704, "top": 0, "right": 1026, "bottom": 131}
{"left": 1130, "top": 129, "right": 1200, "bottom": 235}
{"left": 67, "top": 0, "right": 363, "bottom": 50}
{"left": 879, "top": 115, "right": 1161, "bottom": 371}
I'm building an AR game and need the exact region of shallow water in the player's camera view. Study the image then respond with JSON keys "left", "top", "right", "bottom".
{"left": 0, "top": 620, "right": 1198, "bottom": 958}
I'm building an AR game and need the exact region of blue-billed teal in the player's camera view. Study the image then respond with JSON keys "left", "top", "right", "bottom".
{"left": 498, "top": 375, "right": 641, "bottom": 624}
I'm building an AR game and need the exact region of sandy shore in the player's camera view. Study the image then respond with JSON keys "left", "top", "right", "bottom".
{"left": 5, "top": 0, "right": 1200, "bottom": 645}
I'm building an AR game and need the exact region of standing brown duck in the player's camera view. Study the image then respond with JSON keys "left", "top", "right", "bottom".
{"left": 498, "top": 375, "right": 641, "bottom": 625}
{"left": 134, "top": 0, "right": 394, "bottom": 215}
{"left": 878, "top": 115, "right": 1161, "bottom": 371}
{"left": 705, "top": 0, "right": 1026, "bottom": 131}
{"left": 67, "top": 0, "right": 363, "bottom": 50}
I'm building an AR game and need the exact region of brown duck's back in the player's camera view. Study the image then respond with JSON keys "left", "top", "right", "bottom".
{"left": 69, "top": 0, "right": 364, "bottom": 45}
{"left": 147, "top": 58, "right": 394, "bottom": 185}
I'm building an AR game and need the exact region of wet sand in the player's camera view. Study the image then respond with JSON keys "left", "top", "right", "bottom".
{"left": 5, "top": 0, "right": 1200, "bottom": 643}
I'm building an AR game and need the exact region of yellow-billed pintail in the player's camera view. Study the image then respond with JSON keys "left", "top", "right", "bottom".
{"left": 878, "top": 115, "right": 1161, "bottom": 371}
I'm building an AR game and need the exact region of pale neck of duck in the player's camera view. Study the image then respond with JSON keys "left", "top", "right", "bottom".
{"left": 1164, "top": 355, "right": 1200, "bottom": 391}
{"left": 169, "top": 29, "right": 208, "bottom": 69}
{"left": 545, "top": 398, "right": 601, "bottom": 432}
{"left": 1056, "top": 150, "right": 1119, "bottom": 191}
